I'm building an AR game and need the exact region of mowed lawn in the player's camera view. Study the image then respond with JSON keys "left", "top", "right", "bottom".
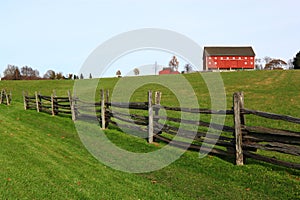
{"left": 0, "top": 70, "right": 300, "bottom": 199}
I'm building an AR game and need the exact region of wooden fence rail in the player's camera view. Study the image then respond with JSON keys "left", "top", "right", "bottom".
{"left": 23, "top": 90, "right": 74, "bottom": 117}
{"left": 23, "top": 89, "right": 300, "bottom": 170}
{"left": 0, "top": 89, "right": 12, "bottom": 105}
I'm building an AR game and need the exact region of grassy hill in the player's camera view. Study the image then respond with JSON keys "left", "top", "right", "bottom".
{"left": 0, "top": 70, "right": 300, "bottom": 199}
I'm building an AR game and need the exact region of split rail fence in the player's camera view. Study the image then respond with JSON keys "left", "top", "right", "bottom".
{"left": 0, "top": 89, "right": 12, "bottom": 105}
{"left": 23, "top": 90, "right": 300, "bottom": 169}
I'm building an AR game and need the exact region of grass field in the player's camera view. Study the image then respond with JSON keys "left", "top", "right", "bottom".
{"left": 0, "top": 70, "right": 300, "bottom": 199}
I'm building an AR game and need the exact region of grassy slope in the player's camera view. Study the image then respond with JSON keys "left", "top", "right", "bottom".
{"left": 0, "top": 70, "right": 300, "bottom": 199}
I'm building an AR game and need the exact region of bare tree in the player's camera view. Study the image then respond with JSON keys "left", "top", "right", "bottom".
{"left": 263, "top": 56, "right": 272, "bottom": 64}
{"left": 3, "top": 64, "right": 18, "bottom": 79}
{"left": 255, "top": 58, "right": 263, "bottom": 70}
{"left": 21, "top": 66, "right": 39, "bottom": 79}
{"left": 133, "top": 68, "right": 140, "bottom": 75}
{"left": 287, "top": 59, "right": 294, "bottom": 69}
{"left": 169, "top": 56, "right": 179, "bottom": 71}
{"left": 184, "top": 64, "right": 193, "bottom": 73}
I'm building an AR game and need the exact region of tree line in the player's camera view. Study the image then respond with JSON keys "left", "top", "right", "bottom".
{"left": 2, "top": 51, "right": 300, "bottom": 80}
{"left": 255, "top": 51, "right": 300, "bottom": 70}
{"left": 1, "top": 65, "right": 93, "bottom": 80}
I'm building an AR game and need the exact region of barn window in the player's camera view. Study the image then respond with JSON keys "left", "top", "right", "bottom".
{"left": 221, "top": 57, "right": 223, "bottom": 60}
{"left": 251, "top": 62, "right": 253, "bottom": 64}
{"left": 215, "top": 57, "right": 217, "bottom": 59}
{"left": 215, "top": 62, "right": 217, "bottom": 64}
{"left": 208, "top": 62, "right": 211, "bottom": 65}
{"left": 250, "top": 57, "right": 253, "bottom": 60}
{"left": 209, "top": 57, "right": 212, "bottom": 60}
{"left": 233, "top": 57, "right": 235, "bottom": 59}
{"left": 245, "top": 62, "right": 248, "bottom": 64}
{"left": 245, "top": 57, "right": 248, "bottom": 59}
{"left": 227, "top": 57, "right": 229, "bottom": 60}
{"left": 239, "top": 57, "right": 241, "bottom": 60}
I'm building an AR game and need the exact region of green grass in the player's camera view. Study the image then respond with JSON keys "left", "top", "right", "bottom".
{"left": 0, "top": 70, "right": 300, "bottom": 199}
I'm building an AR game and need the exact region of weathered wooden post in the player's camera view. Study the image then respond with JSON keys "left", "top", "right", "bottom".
{"left": 53, "top": 90, "right": 58, "bottom": 115}
{"left": 154, "top": 91, "right": 162, "bottom": 137}
{"left": 38, "top": 92, "right": 42, "bottom": 110}
{"left": 233, "top": 92, "right": 243, "bottom": 166}
{"left": 35, "top": 91, "right": 40, "bottom": 112}
{"left": 101, "top": 89, "right": 106, "bottom": 129}
{"left": 8, "top": 90, "right": 12, "bottom": 105}
{"left": 105, "top": 90, "right": 110, "bottom": 128}
{"left": 23, "top": 91, "right": 27, "bottom": 110}
{"left": 68, "top": 90, "right": 76, "bottom": 121}
{"left": 51, "top": 93, "right": 55, "bottom": 116}
{"left": 5, "top": 90, "right": 10, "bottom": 105}
{"left": 0, "top": 89, "right": 3, "bottom": 104}
{"left": 148, "top": 90, "right": 154, "bottom": 143}
{"left": 238, "top": 91, "right": 246, "bottom": 125}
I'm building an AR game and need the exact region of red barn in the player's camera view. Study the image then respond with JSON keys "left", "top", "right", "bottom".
{"left": 159, "top": 67, "right": 180, "bottom": 75}
{"left": 203, "top": 47, "right": 255, "bottom": 70}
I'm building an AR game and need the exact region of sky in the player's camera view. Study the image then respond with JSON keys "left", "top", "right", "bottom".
{"left": 0, "top": 0, "right": 299, "bottom": 77}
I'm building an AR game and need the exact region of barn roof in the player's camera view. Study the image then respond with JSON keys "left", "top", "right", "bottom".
{"left": 204, "top": 46, "right": 255, "bottom": 56}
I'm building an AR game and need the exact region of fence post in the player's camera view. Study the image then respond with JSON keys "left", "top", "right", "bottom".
{"left": 105, "top": 90, "right": 110, "bottom": 128}
{"left": 233, "top": 92, "right": 243, "bottom": 166}
{"left": 9, "top": 91, "right": 12, "bottom": 105}
{"left": 154, "top": 91, "right": 162, "bottom": 137}
{"left": 148, "top": 90, "right": 154, "bottom": 143}
{"left": 0, "top": 89, "right": 3, "bottom": 104}
{"left": 35, "top": 91, "right": 40, "bottom": 112}
{"left": 51, "top": 93, "right": 55, "bottom": 116}
{"left": 38, "top": 92, "right": 42, "bottom": 110}
{"left": 53, "top": 90, "right": 58, "bottom": 115}
{"left": 6, "top": 91, "right": 10, "bottom": 105}
{"left": 23, "top": 91, "right": 27, "bottom": 110}
{"left": 101, "top": 89, "right": 106, "bottom": 129}
{"left": 238, "top": 91, "right": 246, "bottom": 125}
{"left": 68, "top": 90, "right": 76, "bottom": 121}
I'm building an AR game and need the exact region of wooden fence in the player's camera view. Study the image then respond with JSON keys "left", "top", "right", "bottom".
{"left": 23, "top": 91, "right": 76, "bottom": 119}
{"left": 23, "top": 90, "right": 300, "bottom": 169}
{"left": 0, "top": 89, "right": 12, "bottom": 105}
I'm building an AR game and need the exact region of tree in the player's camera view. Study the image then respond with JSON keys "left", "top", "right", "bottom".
{"left": 265, "top": 59, "right": 287, "bottom": 70}
{"left": 21, "top": 66, "right": 39, "bottom": 79}
{"left": 116, "top": 70, "right": 121, "bottom": 77}
{"left": 43, "top": 70, "right": 56, "bottom": 79}
{"left": 287, "top": 59, "right": 294, "bottom": 69}
{"left": 3, "top": 64, "right": 18, "bottom": 79}
{"left": 80, "top": 73, "right": 84, "bottom": 79}
{"left": 184, "top": 64, "right": 193, "bottom": 73}
{"left": 255, "top": 58, "right": 263, "bottom": 70}
{"left": 89, "top": 73, "right": 92, "bottom": 79}
{"left": 56, "top": 72, "right": 64, "bottom": 80}
{"left": 34, "top": 69, "right": 40, "bottom": 78}
{"left": 292, "top": 51, "right": 300, "bottom": 69}
{"left": 169, "top": 56, "right": 179, "bottom": 71}
{"left": 133, "top": 68, "right": 140, "bottom": 76}
{"left": 13, "top": 67, "right": 21, "bottom": 80}
{"left": 263, "top": 56, "right": 272, "bottom": 64}
{"left": 68, "top": 74, "right": 73, "bottom": 79}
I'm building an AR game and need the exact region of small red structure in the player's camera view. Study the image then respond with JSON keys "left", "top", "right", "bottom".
{"left": 159, "top": 67, "right": 180, "bottom": 75}
{"left": 203, "top": 46, "right": 255, "bottom": 70}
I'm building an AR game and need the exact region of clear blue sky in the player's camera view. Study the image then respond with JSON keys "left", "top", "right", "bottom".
{"left": 0, "top": 0, "right": 299, "bottom": 77}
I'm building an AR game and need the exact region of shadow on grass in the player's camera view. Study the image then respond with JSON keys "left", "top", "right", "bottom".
{"left": 244, "top": 157, "right": 300, "bottom": 176}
